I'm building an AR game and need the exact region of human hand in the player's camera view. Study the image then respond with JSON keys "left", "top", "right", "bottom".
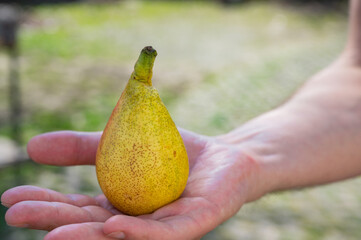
{"left": 1, "top": 129, "right": 263, "bottom": 240}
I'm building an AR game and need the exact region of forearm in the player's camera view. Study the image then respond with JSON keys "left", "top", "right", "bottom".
{"left": 221, "top": 64, "right": 361, "bottom": 197}
{"left": 343, "top": 0, "right": 361, "bottom": 65}
{"left": 218, "top": 0, "right": 361, "bottom": 201}
{"left": 261, "top": 0, "right": 361, "bottom": 192}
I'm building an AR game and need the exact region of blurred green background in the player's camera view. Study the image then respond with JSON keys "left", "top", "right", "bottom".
{"left": 1, "top": 0, "right": 361, "bottom": 239}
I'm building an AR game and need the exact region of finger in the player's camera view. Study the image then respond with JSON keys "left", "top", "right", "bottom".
{"left": 103, "top": 215, "right": 174, "bottom": 240}
{"left": 27, "top": 131, "right": 101, "bottom": 166}
{"left": 26, "top": 129, "right": 205, "bottom": 167}
{"left": 95, "top": 195, "right": 123, "bottom": 215}
{"left": 153, "top": 197, "right": 220, "bottom": 236}
{"left": 103, "top": 197, "right": 221, "bottom": 240}
{"left": 1, "top": 185, "right": 98, "bottom": 208}
{"left": 45, "top": 222, "right": 114, "bottom": 240}
{"left": 5, "top": 201, "right": 113, "bottom": 230}
{"left": 104, "top": 214, "right": 208, "bottom": 240}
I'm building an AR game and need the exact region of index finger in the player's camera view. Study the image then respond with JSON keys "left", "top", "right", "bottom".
{"left": 27, "top": 131, "right": 101, "bottom": 166}
{"left": 27, "top": 129, "right": 206, "bottom": 167}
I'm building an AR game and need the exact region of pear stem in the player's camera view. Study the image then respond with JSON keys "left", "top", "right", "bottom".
{"left": 131, "top": 46, "right": 157, "bottom": 86}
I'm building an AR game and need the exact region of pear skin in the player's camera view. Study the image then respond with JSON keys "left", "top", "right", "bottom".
{"left": 96, "top": 46, "right": 189, "bottom": 216}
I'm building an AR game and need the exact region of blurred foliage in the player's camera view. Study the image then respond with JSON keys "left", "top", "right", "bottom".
{"left": 0, "top": 0, "right": 80, "bottom": 5}
{"left": 0, "top": 0, "right": 347, "bottom": 139}
{"left": 1, "top": 1, "right": 360, "bottom": 240}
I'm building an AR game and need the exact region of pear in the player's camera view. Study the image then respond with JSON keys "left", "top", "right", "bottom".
{"left": 96, "top": 46, "right": 189, "bottom": 216}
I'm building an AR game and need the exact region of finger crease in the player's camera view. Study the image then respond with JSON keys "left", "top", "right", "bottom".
{"left": 82, "top": 207, "right": 95, "bottom": 222}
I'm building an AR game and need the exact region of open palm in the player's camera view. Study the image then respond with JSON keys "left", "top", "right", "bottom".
{"left": 2, "top": 128, "right": 259, "bottom": 240}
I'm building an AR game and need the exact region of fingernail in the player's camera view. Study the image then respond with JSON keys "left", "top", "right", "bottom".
{"left": 107, "top": 231, "right": 126, "bottom": 239}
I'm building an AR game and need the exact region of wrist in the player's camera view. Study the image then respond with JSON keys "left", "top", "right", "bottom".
{"left": 216, "top": 111, "right": 287, "bottom": 202}
{"left": 338, "top": 49, "right": 361, "bottom": 67}
{"left": 240, "top": 148, "right": 278, "bottom": 203}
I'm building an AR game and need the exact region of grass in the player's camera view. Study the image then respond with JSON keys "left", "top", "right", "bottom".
{"left": 1, "top": 1, "right": 358, "bottom": 239}
{"left": 1, "top": 0, "right": 346, "bottom": 139}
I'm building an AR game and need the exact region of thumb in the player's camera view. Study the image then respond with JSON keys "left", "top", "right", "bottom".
{"left": 103, "top": 215, "right": 174, "bottom": 240}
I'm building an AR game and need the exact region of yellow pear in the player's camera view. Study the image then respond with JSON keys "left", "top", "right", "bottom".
{"left": 96, "top": 46, "right": 189, "bottom": 216}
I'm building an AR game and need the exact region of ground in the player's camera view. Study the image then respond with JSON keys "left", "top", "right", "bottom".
{"left": 1, "top": 1, "right": 360, "bottom": 240}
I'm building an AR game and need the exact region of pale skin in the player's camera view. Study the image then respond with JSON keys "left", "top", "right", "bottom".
{"left": 2, "top": 1, "right": 361, "bottom": 239}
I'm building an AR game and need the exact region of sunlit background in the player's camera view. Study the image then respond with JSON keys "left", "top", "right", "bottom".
{"left": 2, "top": 0, "right": 360, "bottom": 239}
